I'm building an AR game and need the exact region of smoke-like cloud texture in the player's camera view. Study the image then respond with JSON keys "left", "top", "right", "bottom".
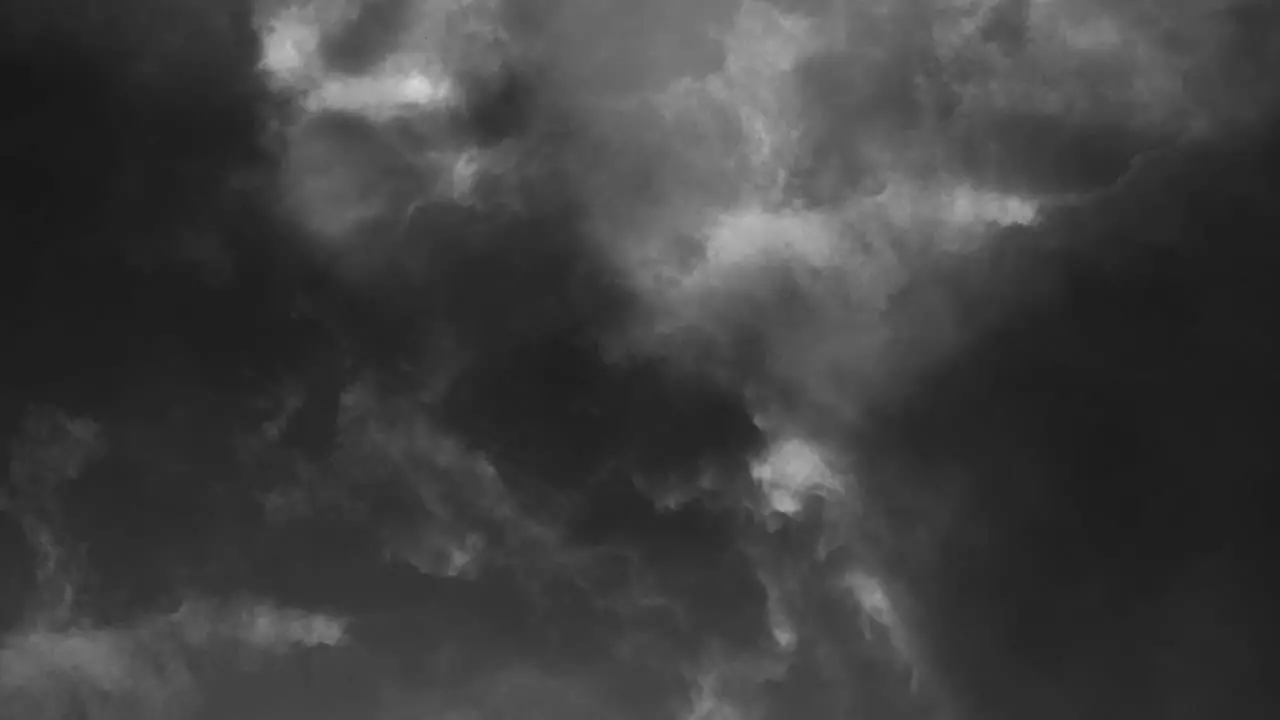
{"left": 3, "top": 0, "right": 1280, "bottom": 718}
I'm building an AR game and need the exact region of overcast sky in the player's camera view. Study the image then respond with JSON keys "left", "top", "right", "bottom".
{"left": 3, "top": 1, "right": 1280, "bottom": 719}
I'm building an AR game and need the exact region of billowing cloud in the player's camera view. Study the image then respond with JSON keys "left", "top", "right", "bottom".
{"left": 750, "top": 436, "right": 841, "bottom": 523}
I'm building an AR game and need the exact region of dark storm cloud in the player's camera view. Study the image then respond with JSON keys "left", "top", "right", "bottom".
{"left": 844, "top": 126, "right": 1280, "bottom": 720}
{"left": 317, "top": 0, "right": 415, "bottom": 74}
{"left": 250, "top": 9, "right": 816, "bottom": 717}
{"left": 781, "top": 0, "right": 1280, "bottom": 202}
{"left": 8, "top": 0, "right": 1280, "bottom": 718}
{"left": 259, "top": 0, "right": 770, "bottom": 511}
{"left": 561, "top": 4, "right": 1280, "bottom": 719}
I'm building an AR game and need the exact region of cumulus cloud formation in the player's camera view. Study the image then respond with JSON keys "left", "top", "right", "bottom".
{"left": 750, "top": 436, "right": 841, "bottom": 522}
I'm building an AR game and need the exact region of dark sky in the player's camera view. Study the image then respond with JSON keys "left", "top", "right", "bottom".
{"left": 3, "top": 1, "right": 1280, "bottom": 719}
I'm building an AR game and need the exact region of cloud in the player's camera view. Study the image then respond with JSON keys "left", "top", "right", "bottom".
{"left": 258, "top": 0, "right": 457, "bottom": 119}
{"left": 0, "top": 598, "right": 346, "bottom": 720}
{"left": 833, "top": 124, "right": 1280, "bottom": 718}
{"left": 750, "top": 437, "right": 841, "bottom": 522}
{"left": 247, "top": 377, "right": 581, "bottom": 584}
{"left": 3, "top": 407, "right": 109, "bottom": 625}
{"left": 623, "top": 181, "right": 1040, "bottom": 434}
{"left": 239, "top": 3, "right": 1280, "bottom": 719}
{"left": 682, "top": 645, "right": 789, "bottom": 720}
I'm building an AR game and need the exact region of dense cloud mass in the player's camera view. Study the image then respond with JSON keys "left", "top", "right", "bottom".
{"left": 2, "top": 1, "right": 1279, "bottom": 718}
